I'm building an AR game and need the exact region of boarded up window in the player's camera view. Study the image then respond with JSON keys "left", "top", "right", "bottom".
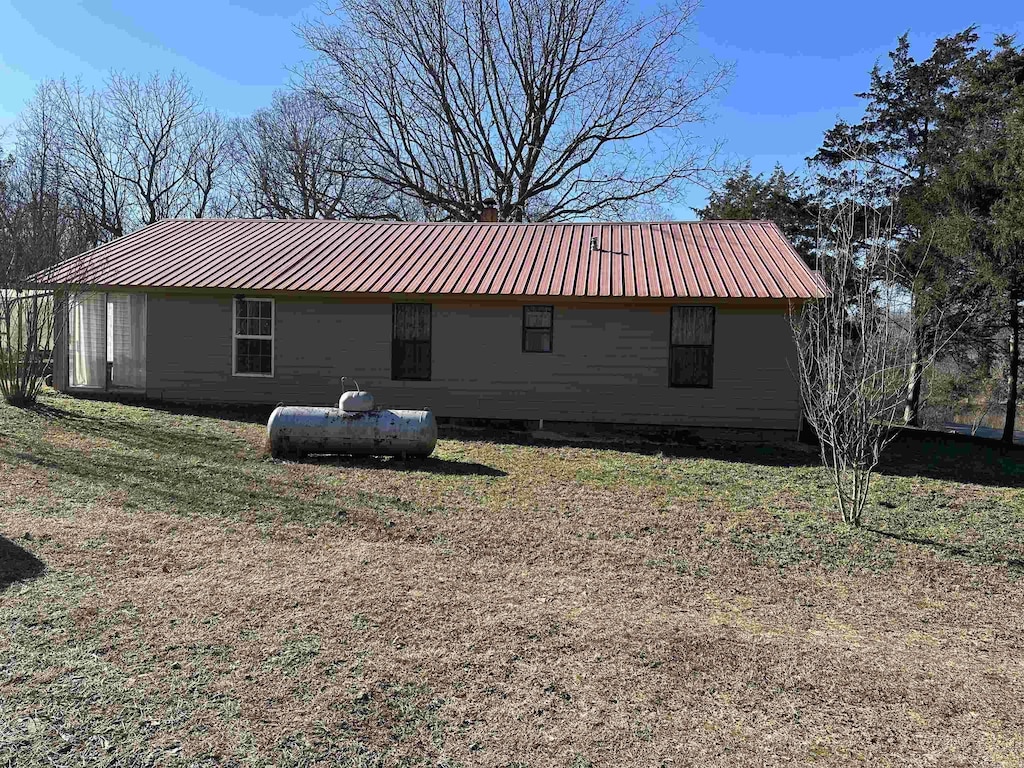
{"left": 670, "top": 306, "right": 714, "bottom": 387}
{"left": 523, "top": 305, "right": 553, "bottom": 353}
{"left": 234, "top": 298, "right": 273, "bottom": 376}
{"left": 392, "top": 303, "right": 431, "bottom": 380}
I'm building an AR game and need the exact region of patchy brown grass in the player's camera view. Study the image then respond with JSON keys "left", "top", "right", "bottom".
{"left": 2, "top": 392, "right": 1024, "bottom": 767}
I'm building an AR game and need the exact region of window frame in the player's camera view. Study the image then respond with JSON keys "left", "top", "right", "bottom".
{"left": 391, "top": 302, "right": 432, "bottom": 381}
{"left": 232, "top": 296, "right": 275, "bottom": 378}
{"left": 522, "top": 305, "right": 554, "bottom": 353}
{"left": 669, "top": 305, "right": 715, "bottom": 389}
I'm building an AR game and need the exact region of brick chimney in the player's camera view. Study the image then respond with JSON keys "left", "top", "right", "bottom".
{"left": 479, "top": 198, "right": 498, "bottom": 223}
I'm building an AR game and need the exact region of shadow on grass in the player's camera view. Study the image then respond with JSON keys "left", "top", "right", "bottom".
{"left": 32, "top": 395, "right": 273, "bottom": 426}
{"left": 132, "top": 399, "right": 274, "bottom": 425}
{"left": 460, "top": 427, "right": 1024, "bottom": 486}
{"left": 24, "top": 401, "right": 250, "bottom": 460}
{"left": 299, "top": 454, "right": 507, "bottom": 477}
{"left": 866, "top": 526, "right": 1024, "bottom": 572}
{"left": 446, "top": 426, "right": 824, "bottom": 466}
{"left": 23, "top": 393, "right": 1024, "bottom": 489}
{"left": 0, "top": 536, "right": 45, "bottom": 591}
{"left": 878, "top": 436, "right": 1024, "bottom": 489}
{"left": 7, "top": 441, "right": 342, "bottom": 523}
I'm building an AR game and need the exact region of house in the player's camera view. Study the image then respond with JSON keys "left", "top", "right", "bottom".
{"left": 37, "top": 216, "right": 824, "bottom": 432}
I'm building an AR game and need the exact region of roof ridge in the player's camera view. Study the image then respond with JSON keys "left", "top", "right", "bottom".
{"left": 155, "top": 217, "right": 777, "bottom": 227}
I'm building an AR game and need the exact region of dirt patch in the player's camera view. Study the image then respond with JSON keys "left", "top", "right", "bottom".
{"left": 0, "top": 462, "right": 54, "bottom": 507}
{"left": 6, "top": 485, "right": 1024, "bottom": 767}
{"left": 42, "top": 427, "right": 117, "bottom": 453}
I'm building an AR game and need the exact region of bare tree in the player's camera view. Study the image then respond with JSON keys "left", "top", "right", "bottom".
{"left": 49, "top": 72, "right": 231, "bottom": 234}
{"left": 105, "top": 71, "right": 224, "bottom": 224}
{"left": 1, "top": 73, "right": 231, "bottom": 405}
{"left": 188, "top": 110, "right": 234, "bottom": 218}
{"left": 52, "top": 79, "right": 130, "bottom": 241}
{"left": 0, "top": 86, "right": 93, "bottom": 405}
{"left": 233, "top": 90, "right": 388, "bottom": 219}
{"left": 302, "top": 0, "right": 730, "bottom": 221}
{"left": 793, "top": 205, "right": 957, "bottom": 526}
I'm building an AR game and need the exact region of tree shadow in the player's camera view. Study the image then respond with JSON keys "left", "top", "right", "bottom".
{"left": 136, "top": 399, "right": 273, "bottom": 425}
{"left": 876, "top": 434, "right": 1024, "bottom": 489}
{"left": 299, "top": 454, "right": 507, "bottom": 477}
{"left": 442, "top": 423, "right": 825, "bottom": 467}
{"left": 447, "top": 426, "right": 1024, "bottom": 489}
{"left": 865, "top": 526, "right": 1024, "bottom": 572}
{"left": 24, "top": 401, "right": 256, "bottom": 459}
{"left": 0, "top": 536, "right": 45, "bottom": 591}
{"left": 35, "top": 394, "right": 274, "bottom": 426}
{"left": 29, "top": 393, "right": 1024, "bottom": 488}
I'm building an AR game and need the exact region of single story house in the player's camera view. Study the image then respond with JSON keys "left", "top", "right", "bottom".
{"left": 36, "top": 217, "right": 824, "bottom": 432}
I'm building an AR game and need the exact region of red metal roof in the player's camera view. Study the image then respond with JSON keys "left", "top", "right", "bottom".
{"left": 36, "top": 219, "right": 825, "bottom": 300}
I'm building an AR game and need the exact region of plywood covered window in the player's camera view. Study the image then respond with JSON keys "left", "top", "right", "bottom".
{"left": 670, "top": 306, "right": 714, "bottom": 388}
{"left": 392, "top": 303, "right": 431, "bottom": 380}
{"left": 233, "top": 297, "right": 274, "bottom": 377}
{"left": 522, "top": 305, "right": 553, "bottom": 353}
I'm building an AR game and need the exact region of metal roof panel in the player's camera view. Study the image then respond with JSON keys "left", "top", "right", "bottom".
{"left": 36, "top": 219, "right": 825, "bottom": 300}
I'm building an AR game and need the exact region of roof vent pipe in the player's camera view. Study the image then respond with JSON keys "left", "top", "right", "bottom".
{"left": 479, "top": 198, "right": 498, "bottom": 223}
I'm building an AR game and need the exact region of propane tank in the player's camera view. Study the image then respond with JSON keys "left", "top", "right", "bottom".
{"left": 268, "top": 406, "right": 437, "bottom": 458}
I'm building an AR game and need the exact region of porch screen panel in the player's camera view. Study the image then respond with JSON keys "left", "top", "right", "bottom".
{"left": 69, "top": 293, "right": 106, "bottom": 389}
{"left": 109, "top": 293, "right": 147, "bottom": 389}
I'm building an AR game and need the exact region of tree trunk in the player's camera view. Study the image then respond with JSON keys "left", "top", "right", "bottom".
{"left": 1002, "top": 294, "right": 1019, "bottom": 445}
{"left": 903, "top": 305, "right": 923, "bottom": 426}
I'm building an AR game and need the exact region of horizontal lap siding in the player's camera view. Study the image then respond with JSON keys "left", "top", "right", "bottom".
{"left": 144, "top": 293, "right": 800, "bottom": 429}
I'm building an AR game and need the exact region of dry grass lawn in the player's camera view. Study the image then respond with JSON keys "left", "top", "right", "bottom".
{"left": 2, "top": 392, "right": 1024, "bottom": 767}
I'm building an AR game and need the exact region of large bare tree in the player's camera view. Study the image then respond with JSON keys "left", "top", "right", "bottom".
{"left": 51, "top": 80, "right": 130, "bottom": 241}
{"left": 50, "top": 72, "right": 231, "bottom": 237}
{"left": 232, "top": 90, "right": 388, "bottom": 219}
{"left": 302, "top": 0, "right": 730, "bottom": 221}
{"left": 0, "top": 86, "right": 94, "bottom": 405}
{"left": 105, "top": 72, "right": 229, "bottom": 224}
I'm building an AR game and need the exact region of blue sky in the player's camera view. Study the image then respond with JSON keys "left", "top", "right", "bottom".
{"left": 1, "top": 0, "right": 1021, "bottom": 215}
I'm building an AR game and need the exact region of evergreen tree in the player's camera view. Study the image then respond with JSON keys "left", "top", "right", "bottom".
{"left": 696, "top": 163, "right": 819, "bottom": 266}
{"left": 934, "top": 35, "right": 1024, "bottom": 443}
{"left": 812, "top": 29, "right": 978, "bottom": 425}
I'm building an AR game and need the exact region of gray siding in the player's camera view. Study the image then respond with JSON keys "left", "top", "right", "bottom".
{"left": 141, "top": 293, "right": 801, "bottom": 430}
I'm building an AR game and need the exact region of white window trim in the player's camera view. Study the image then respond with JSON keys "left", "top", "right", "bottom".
{"left": 232, "top": 297, "right": 275, "bottom": 378}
